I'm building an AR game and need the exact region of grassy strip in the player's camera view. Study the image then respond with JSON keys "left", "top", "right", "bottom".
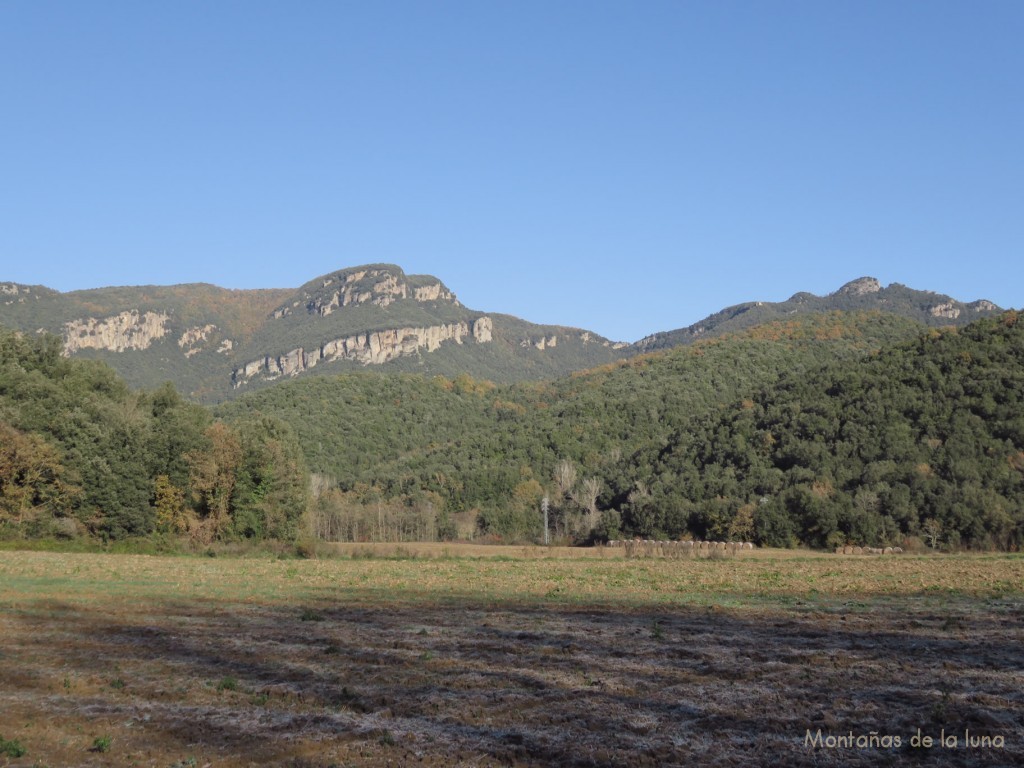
{"left": 1, "top": 550, "right": 1021, "bottom": 612}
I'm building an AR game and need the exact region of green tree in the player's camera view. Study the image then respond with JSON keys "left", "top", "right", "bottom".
{"left": 231, "top": 416, "right": 310, "bottom": 541}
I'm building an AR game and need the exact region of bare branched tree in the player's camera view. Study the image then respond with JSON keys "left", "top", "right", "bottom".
{"left": 554, "top": 459, "right": 578, "bottom": 501}
{"left": 627, "top": 480, "right": 650, "bottom": 506}
{"left": 309, "top": 472, "right": 335, "bottom": 500}
{"left": 574, "top": 476, "right": 602, "bottom": 533}
{"left": 922, "top": 518, "right": 943, "bottom": 549}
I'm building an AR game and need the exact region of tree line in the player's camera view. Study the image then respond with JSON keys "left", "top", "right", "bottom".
{"left": 4, "top": 310, "right": 1023, "bottom": 550}
{"left": 0, "top": 329, "right": 308, "bottom": 544}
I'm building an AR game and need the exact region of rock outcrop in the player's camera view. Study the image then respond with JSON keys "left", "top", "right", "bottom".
{"left": 929, "top": 302, "right": 961, "bottom": 320}
{"left": 63, "top": 311, "right": 170, "bottom": 354}
{"left": 1, "top": 283, "right": 37, "bottom": 305}
{"left": 833, "top": 277, "right": 882, "bottom": 296}
{"left": 232, "top": 316, "right": 494, "bottom": 387}
{"left": 292, "top": 268, "right": 460, "bottom": 318}
{"left": 521, "top": 334, "right": 558, "bottom": 350}
{"left": 178, "top": 324, "right": 218, "bottom": 357}
{"left": 471, "top": 315, "right": 492, "bottom": 343}
{"left": 307, "top": 269, "right": 403, "bottom": 315}
{"left": 414, "top": 283, "right": 455, "bottom": 302}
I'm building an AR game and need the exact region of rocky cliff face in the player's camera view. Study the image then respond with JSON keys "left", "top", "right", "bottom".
{"left": 414, "top": 283, "right": 454, "bottom": 302}
{"left": 63, "top": 311, "right": 170, "bottom": 354}
{"left": 232, "top": 317, "right": 494, "bottom": 388}
{"left": 471, "top": 316, "right": 492, "bottom": 343}
{"left": 272, "top": 267, "right": 459, "bottom": 319}
{"left": 521, "top": 334, "right": 558, "bottom": 350}
{"left": 177, "top": 324, "right": 234, "bottom": 358}
{"left": 928, "top": 302, "right": 960, "bottom": 319}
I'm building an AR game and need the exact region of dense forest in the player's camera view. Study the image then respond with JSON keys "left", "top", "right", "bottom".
{"left": 0, "top": 328, "right": 308, "bottom": 544}
{"left": 630, "top": 312, "right": 1024, "bottom": 550}
{"left": 3, "top": 310, "right": 1023, "bottom": 550}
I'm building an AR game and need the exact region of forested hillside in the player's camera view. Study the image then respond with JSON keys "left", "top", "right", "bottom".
{"left": 3, "top": 309, "right": 1022, "bottom": 551}
{"left": 216, "top": 312, "right": 943, "bottom": 544}
{"left": 0, "top": 328, "right": 308, "bottom": 542}
{"left": 634, "top": 276, "right": 1000, "bottom": 352}
{"left": 638, "top": 311, "right": 1024, "bottom": 550}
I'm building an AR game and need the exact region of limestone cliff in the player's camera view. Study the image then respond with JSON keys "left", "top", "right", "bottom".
{"left": 177, "top": 324, "right": 213, "bottom": 357}
{"left": 471, "top": 316, "right": 492, "bottom": 343}
{"left": 521, "top": 334, "right": 558, "bottom": 350}
{"left": 232, "top": 316, "right": 493, "bottom": 387}
{"left": 0, "top": 266, "right": 629, "bottom": 397}
{"left": 63, "top": 311, "right": 170, "bottom": 354}
{"left": 414, "top": 283, "right": 455, "bottom": 302}
{"left": 273, "top": 266, "right": 460, "bottom": 319}
{"left": 929, "top": 302, "right": 961, "bottom": 320}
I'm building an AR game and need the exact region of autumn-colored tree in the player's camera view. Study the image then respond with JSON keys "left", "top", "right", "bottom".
{"left": 0, "top": 422, "right": 76, "bottom": 527}
{"left": 185, "top": 422, "right": 242, "bottom": 543}
{"left": 728, "top": 502, "right": 756, "bottom": 542}
{"left": 152, "top": 474, "right": 191, "bottom": 534}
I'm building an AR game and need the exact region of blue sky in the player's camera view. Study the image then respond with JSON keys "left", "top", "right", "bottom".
{"left": 2, "top": 1, "right": 1021, "bottom": 342}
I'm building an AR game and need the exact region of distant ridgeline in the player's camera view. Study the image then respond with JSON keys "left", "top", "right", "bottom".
{"left": 1, "top": 267, "right": 1020, "bottom": 551}
{"left": 0, "top": 269, "right": 999, "bottom": 402}
{"left": 0, "top": 265, "right": 629, "bottom": 401}
{"left": 634, "top": 276, "right": 1000, "bottom": 352}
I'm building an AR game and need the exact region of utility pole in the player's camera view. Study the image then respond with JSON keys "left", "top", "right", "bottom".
{"left": 542, "top": 495, "right": 550, "bottom": 546}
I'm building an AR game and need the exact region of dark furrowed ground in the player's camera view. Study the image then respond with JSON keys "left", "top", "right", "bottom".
{"left": 1, "top": 552, "right": 1022, "bottom": 766}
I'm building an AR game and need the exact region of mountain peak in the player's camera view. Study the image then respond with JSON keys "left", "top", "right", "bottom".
{"left": 832, "top": 277, "right": 882, "bottom": 297}
{"left": 281, "top": 264, "right": 459, "bottom": 320}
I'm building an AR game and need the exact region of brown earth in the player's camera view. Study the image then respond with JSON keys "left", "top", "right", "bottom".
{"left": 0, "top": 551, "right": 1022, "bottom": 767}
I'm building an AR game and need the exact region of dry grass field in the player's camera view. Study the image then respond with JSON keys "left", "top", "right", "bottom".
{"left": 1, "top": 545, "right": 1022, "bottom": 766}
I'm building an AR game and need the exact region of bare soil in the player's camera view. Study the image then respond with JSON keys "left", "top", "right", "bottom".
{"left": 0, "top": 551, "right": 1022, "bottom": 767}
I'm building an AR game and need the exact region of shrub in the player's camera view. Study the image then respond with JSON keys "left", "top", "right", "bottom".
{"left": 216, "top": 676, "right": 238, "bottom": 692}
{"left": 0, "top": 736, "right": 26, "bottom": 758}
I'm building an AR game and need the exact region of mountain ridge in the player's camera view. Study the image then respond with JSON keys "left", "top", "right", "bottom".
{"left": 0, "top": 269, "right": 1004, "bottom": 401}
{"left": 0, "top": 265, "right": 628, "bottom": 400}
{"left": 633, "top": 276, "right": 1000, "bottom": 352}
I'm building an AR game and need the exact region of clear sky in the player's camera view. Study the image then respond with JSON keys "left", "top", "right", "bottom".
{"left": 2, "top": 1, "right": 1021, "bottom": 342}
